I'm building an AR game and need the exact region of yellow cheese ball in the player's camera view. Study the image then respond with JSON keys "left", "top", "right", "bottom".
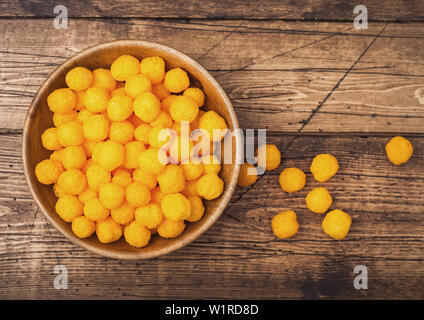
{"left": 134, "top": 123, "right": 152, "bottom": 144}
{"left": 61, "top": 146, "right": 86, "bottom": 170}
{"left": 83, "top": 197, "right": 110, "bottom": 222}
{"left": 140, "top": 56, "right": 165, "bottom": 84}
{"left": 111, "top": 201, "right": 135, "bottom": 225}
{"left": 86, "top": 163, "right": 111, "bottom": 191}
{"left": 57, "top": 169, "right": 87, "bottom": 195}
{"left": 157, "top": 219, "right": 186, "bottom": 238}
{"left": 77, "top": 108, "right": 95, "bottom": 123}
{"left": 125, "top": 182, "right": 151, "bottom": 208}
{"left": 151, "top": 186, "right": 165, "bottom": 204}
{"left": 47, "top": 88, "right": 76, "bottom": 114}
{"left": 132, "top": 169, "right": 157, "bottom": 190}
{"left": 110, "top": 55, "right": 140, "bottom": 81}
{"left": 124, "top": 221, "right": 151, "bottom": 248}
{"left": 99, "top": 182, "right": 125, "bottom": 209}
{"left": 196, "top": 173, "right": 224, "bottom": 200}
{"left": 180, "top": 160, "right": 204, "bottom": 181}
{"left": 56, "top": 194, "right": 83, "bottom": 222}
{"left": 199, "top": 111, "right": 228, "bottom": 142}
{"left": 112, "top": 169, "right": 133, "bottom": 187}
{"left": 272, "top": 210, "right": 299, "bottom": 239}
{"left": 84, "top": 87, "right": 109, "bottom": 113}
{"left": 35, "top": 159, "right": 63, "bottom": 185}
{"left": 278, "top": 167, "right": 306, "bottom": 193}
{"left": 385, "top": 136, "right": 413, "bottom": 165}
{"left": 72, "top": 216, "right": 96, "bottom": 238}
{"left": 310, "top": 154, "right": 339, "bottom": 182}
{"left": 138, "top": 147, "right": 166, "bottom": 175}
{"left": 96, "top": 217, "right": 123, "bottom": 243}
{"left": 92, "top": 68, "right": 117, "bottom": 91}
{"left": 107, "top": 95, "right": 133, "bottom": 122}
{"left": 157, "top": 164, "right": 185, "bottom": 194}
{"left": 322, "top": 209, "right": 351, "bottom": 240}
{"left": 123, "top": 141, "right": 146, "bottom": 169}
{"left": 95, "top": 140, "right": 125, "bottom": 171}
{"left": 78, "top": 187, "right": 97, "bottom": 204}
{"left": 186, "top": 195, "right": 204, "bottom": 222}
{"left": 151, "top": 81, "right": 170, "bottom": 101}
{"left": 164, "top": 67, "right": 190, "bottom": 93}
{"left": 181, "top": 179, "right": 198, "bottom": 197}
{"left": 183, "top": 87, "right": 205, "bottom": 107}
{"left": 124, "top": 74, "right": 152, "bottom": 98}
{"left": 170, "top": 96, "right": 199, "bottom": 123}
{"left": 256, "top": 144, "right": 281, "bottom": 171}
{"left": 82, "top": 114, "right": 109, "bottom": 142}
{"left": 148, "top": 126, "right": 171, "bottom": 148}
{"left": 65, "top": 66, "right": 93, "bottom": 91}
{"left": 41, "top": 127, "right": 62, "bottom": 151}
{"left": 53, "top": 110, "right": 78, "bottom": 127}
{"left": 133, "top": 92, "right": 161, "bottom": 122}
{"left": 237, "top": 163, "right": 258, "bottom": 187}
{"left": 150, "top": 111, "right": 173, "bottom": 128}
{"left": 135, "top": 203, "right": 164, "bottom": 229}
{"left": 161, "top": 94, "right": 178, "bottom": 113}
{"left": 57, "top": 120, "right": 84, "bottom": 146}
{"left": 109, "top": 121, "right": 134, "bottom": 144}
{"left": 306, "top": 187, "right": 333, "bottom": 214}
{"left": 161, "top": 193, "right": 191, "bottom": 221}
{"left": 202, "top": 155, "right": 221, "bottom": 174}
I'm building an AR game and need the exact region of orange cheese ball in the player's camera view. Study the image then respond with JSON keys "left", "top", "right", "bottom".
{"left": 310, "top": 154, "right": 339, "bottom": 182}
{"left": 197, "top": 173, "right": 224, "bottom": 200}
{"left": 132, "top": 169, "right": 157, "bottom": 190}
{"left": 150, "top": 111, "right": 173, "bottom": 128}
{"left": 83, "top": 197, "right": 110, "bottom": 222}
{"left": 92, "top": 68, "right": 117, "bottom": 91}
{"left": 47, "top": 88, "right": 76, "bottom": 114}
{"left": 161, "top": 94, "right": 178, "bottom": 113}
{"left": 199, "top": 111, "right": 228, "bottom": 141}
{"left": 53, "top": 110, "right": 78, "bottom": 127}
{"left": 272, "top": 210, "right": 299, "bottom": 239}
{"left": 78, "top": 187, "right": 97, "bottom": 204}
{"left": 148, "top": 126, "right": 171, "bottom": 148}
{"left": 385, "top": 136, "right": 413, "bottom": 165}
{"left": 181, "top": 179, "right": 198, "bottom": 197}
{"left": 109, "top": 121, "right": 134, "bottom": 144}
{"left": 135, "top": 203, "right": 164, "bottom": 229}
{"left": 256, "top": 144, "right": 281, "bottom": 171}
{"left": 35, "top": 159, "right": 63, "bottom": 185}
{"left": 140, "top": 56, "right": 165, "bottom": 84}
{"left": 111, "top": 201, "right": 135, "bottom": 225}
{"left": 95, "top": 140, "right": 125, "bottom": 171}
{"left": 98, "top": 182, "right": 124, "bottom": 210}
{"left": 157, "top": 219, "right": 186, "bottom": 238}
{"left": 65, "top": 66, "right": 93, "bottom": 91}
{"left": 164, "top": 67, "right": 190, "bottom": 93}
{"left": 86, "top": 163, "right": 111, "bottom": 191}
{"left": 125, "top": 182, "right": 151, "bottom": 208}
{"left": 202, "top": 155, "right": 221, "bottom": 174}
{"left": 74, "top": 90, "right": 86, "bottom": 111}
{"left": 170, "top": 96, "right": 199, "bottom": 123}
{"left": 124, "top": 74, "right": 152, "bottom": 98}
{"left": 278, "top": 167, "right": 306, "bottom": 193}
{"left": 41, "top": 127, "right": 62, "bottom": 151}
{"left": 183, "top": 87, "right": 205, "bottom": 107}
{"left": 83, "top": 114, "right": 109, "bottom": 142}
{"left": 157, "top": 164, "right": 185, "bottom": 194}
{"left": 306, "top": 187, "right": 333, "bottom": 214}
{"left": 57, "top": 120, "right": 84, "bottom": 146}
{"left": 96, "top": 217, "right": 123, "bottom": 243}
{"left": 77, "top": 108, "right": 95, "bottom": 123}
{"left": 112, "top": 169, "right": 133, "bottom": 187}
{"left": 186, "top": 195, "right": 204, "bottom": 222}
{"left": 123, "top": 141, "right": 146, "bottom": 169}
{"left": 55, "top": 194, "right": 83, "bottom": 222}
{"left": 151, "top": 187, "right": 165, "bottom": 204}
{"left": 180, "top": 160, "right": 204, "bottom": 181}
{"left": 161, "top": 193, "right": 191, "bottom": 221}
{"left": 237, "top": 163, "right": 258, "bottom": 187}
{"left": 57, "top": 169, "right": 87, "bottom": 195}
{"left": 84, "top": 87, "right": 109, "bottom": 113}
{"left": 72, "top": 216, "right": 96, "bottom": 238}
{"left": 322, "top": 209, "right": 352, "bottom": 240}
{"left": 138, "top": 147, "right": 166, "bottom": 175}
{"left": 107, "top": 95, "right": 133, "bottom": 122}
{"left": 134, "top": 123, "right": 152, "bottom": 144}
{"left": 61, "top": 146, "right": 86, "bottom": 170}
{"left": 124, "top": 221, "right": 151, "bottom": 248}
{"left": 110, "top": 55, "right": 140, "bottom": 81}
{"left": 133, "top": 92, "right": 161, "bottom": 122}
{"left": 151, "top": 81, "right": 170, "bottom": 101}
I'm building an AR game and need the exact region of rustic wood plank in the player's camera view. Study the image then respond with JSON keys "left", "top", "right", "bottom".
{"left": 1, "top": 0, "right": 423, "bottom": 21}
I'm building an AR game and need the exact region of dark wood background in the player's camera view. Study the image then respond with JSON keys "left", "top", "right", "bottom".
{"left": 1, "top": 0, "right": 424, "bottom": 299}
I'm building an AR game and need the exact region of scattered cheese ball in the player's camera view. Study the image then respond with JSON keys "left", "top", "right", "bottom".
{"left": 86, "top": 163, "right": 111, "bottom": 191}
{"left": 83, "top": 197, "right": 109, "bottom": 222}
{"left": 256, "top": 144, "right": 281, "bottom": 171}
{"left": 124, "top": 221, "right": 151, "bottom": 247}
{"left": 181, "top": 180, "right": 198, "bottom": 197}
{"left": 65, "top": 66, "right": 93, "bottom": 91}
{"left": 197, "top": 173, "right": 224, "bottom": 200}
{"left": 164, "top": 67, "right": 190, "bottom": 93}
{"left": 237, "top": 163, "right": 258, "bottom": 187}
{"left": 55, "top": 194, "right": 83, "bottom": 222}
{"left": 161, "top": 193, "right": 191, "bottom": 221}
{"left": 83, "top": 114, "right": 109, "bottom": 142}
{"left": 138, "top": 147, "right": 166, "bottom": 175}
{"left": 123, "top": 141, "right": 145, "bottom": 169}
{"left": 170, "top": 96, "right": 199, "bottom": 123}
{"left": 47, "top": 88, "right": 76, "bottom": 114}
{"left": 186, "top": 195, "right": 204, "bottom": 222}
{"left": 41, "top": 127, "right": 61, "bottom": 151}
{"left": 112, "top": 169, "right": 133, "bottom": 187}
{"left": 110, "top": 55, "right": 140, "bottom": 81}
{"left": 271, "top": 210, "right": 299, "bottom": 239}
{"left": 151, "top": 81, "right": 170, "bottom": 101}
{"left": 278, "top": 167, "right": 306, "bottom": 193}
{"left": 72, "top": 216, "right": 96, "bottom": 238}
{"left": 61, "top": 146, "right": 86, "bottom": 170}
{"left": 124, "top": 74, "right": 152, "bottom": 98}
{"left": 92, "top": 68, "right": 117, "bottom": 91}
{"left": 135, "top": 203, "right": 164, "bottom": 229}
{"left": 57, "top": 169, "right": 87, "bottom": 195}
{"left": 99, "top": 182, "right": 125, "bottom": 209}
{"left": 110, "top": 201, "right": 134, "bottom": 225}
{"left": 78, "top": 187, "right": 97, "bottom": 204}
{"left": 322, "top": 209, "right": 351, "bottom": 240}
{"left": 202, "top": 155, "right": 221, "bottom": 174}
{"left": 310, "top": 154, "right": 339, "bottom": 182}
{"left": 157, "top": 219, "right": 186, "bottom": 238}
{"left": 306, "top": 187, "right": 333, "bottom": 214}
{"left": 150, "top": 111, "right": 173, "bottom": 128}
{"left": 35, "top": 159, "right": 63, "bottom": 185}
{"left": 199, "top": 111, "right": 228, "bottom": 141}
{"left": 140, "top": 56, "right": 165, "bottom": 85}
{"left": 84, "top": 87, "right": 109, "bottom": 113}
{"left": 134, "top": 123, "right": 152, "bottom": 144}
{"left": 109, "top": 121, "right": 134, "bottom": 144}
{"left": 132, "top": 169, "right": 157, "bottom": 190}
{"left": 180, "top": 161, "right": 204, "bottom": 181}
{"left": 107, "top": 95, "right": 133, "bottom": 121}
{"left": 95, "top": 140, "right": 125, "bottom": 171}
{"left": 385, "top": 136, "right": 413, "bottom": 165}
{"left": 133, "top": 92, "right": 161, "bottom": 122}
{"left": 57, "top": 121, "right": 84, "bottom": 146}
{"left": 183, "top": 87, "right": 205, "bottom": 107}
{"left": 125, "top": 182, "right": 151, "bottom": 208}
{"left": 157, "top": 165, "right": 185, "bottom": 194}
{"left": 53, "top": 110, "right": 78, "bottom": 127}
{"left": 96, "top": 217, "right": 123, "bottom": 243}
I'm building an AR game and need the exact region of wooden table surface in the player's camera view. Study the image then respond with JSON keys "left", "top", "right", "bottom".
{"left": 1, "top": 1, "right": 424, "bottom": 299}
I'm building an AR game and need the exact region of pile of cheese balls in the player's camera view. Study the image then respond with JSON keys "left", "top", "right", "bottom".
{"left": 35, "top": 54, "right": 228, "bottom": 248}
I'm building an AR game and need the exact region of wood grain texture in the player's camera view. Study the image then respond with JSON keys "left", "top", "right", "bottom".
{"left": 1, "top": 0, "right": 423, "bottom": 21}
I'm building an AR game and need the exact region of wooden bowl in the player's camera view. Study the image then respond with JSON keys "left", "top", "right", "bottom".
{"left": 22, "top": 40, "right": 242, "bottom": 259}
